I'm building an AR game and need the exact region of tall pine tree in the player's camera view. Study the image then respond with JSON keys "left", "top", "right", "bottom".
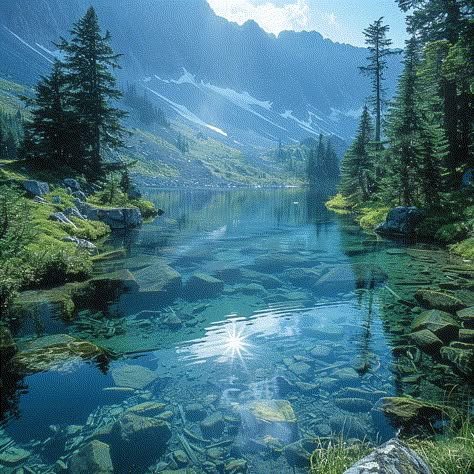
{"left": 360, "top": 18, "right": 399, "bottom": 146}
{"left": 57, "top": 6, "right": 126, "bottom": 180}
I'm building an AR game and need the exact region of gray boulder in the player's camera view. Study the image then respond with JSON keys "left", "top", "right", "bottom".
{"left": 68, "top": 440, "right": 113, "bottom": 474}
{"left": 75, "top": 200, "right": 142, "bottom": 229}
{"left": 63, "top": 178, "right": 82, "bottom": 192}
{"left": 23, "top": 180, "right": 49, "bottom": 196}
{"left": 49, "top": 212, "right": 76, "bottom": 227}
{"left": 375, "top": 207, "right": 424, "bottom": 237}
{"left": 52, "top": 195, "right": 62, "bottom": 205}
{"left": 64, "top": 207, "right": 86, "bottom": 220}
{"left": 72, "top": 190, "right": 87, "bottom": 201}
{"left": 343, "top": 438, "right": 431, "bottom": 474}
{"left": 62, "top": 237, "right": 98, "bottom": 254}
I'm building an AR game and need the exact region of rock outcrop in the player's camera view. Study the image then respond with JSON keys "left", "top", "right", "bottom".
{"left": 375, "top": 207, "right": 424, "bottom": 237}
{"left": 74, "top": 200, "right": 142, "bottom": 229}
{"left": 343, "top": 438, "right": 431, "bottom": 473}
{"left": 68, "top": 440, "right": 114, "bottom": 474}
{"left": 23, "top": 180, "right": 49, "bottom": 196}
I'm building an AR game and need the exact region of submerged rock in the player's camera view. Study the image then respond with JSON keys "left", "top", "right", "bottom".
{"left": 240, "top": 269, "right": 282, "bottom": 289}
{"left": 8, "top": 334, "right": 105, "bottom": 374}
{"left": 334, "top": 397, "right": 373, "bottom": 413}
{"left": 253, "top": 252, "right": 313, "bottom": 272}
{"left": 200, "top": 411, "right": 225, "bottom": 439}
{"left": 242, "top": 400, "right": 298, "bottom": 443}
{"left": 111, "top": 364, "right": 158, "bottom": 390}
{"left": 343, "top": 438, "right": 431, "bottom": 474}
{"left": 457, "top": 306, "right": 474, "bottom": 328}
{"left": 68, "top": 439, "right": 113, "bottom": 474}
{"left": 329, "top": 415, "right": 367, "bottom": 439}
{"left": 380, "top": 397, "right": 448, "bottom": 428}
{"left": 411, "top": 310, "right": 460, "bottom": 342}
{"left": 0, "top": 446, "right": 31, "bottom": 466}
{"left": 408, "top": 329, "right": 443, "bottom": 354}
{"left": 440, "top": 344, "right": 474, "bottom": 377}
{"left": 134, "top": 263, "right": 182, "bottom": 300}
{"left": 185, "top": 272, "right": 224, "bottom": 299}
{"left": 415, "top": 290, "right": 466, "bottom": 313}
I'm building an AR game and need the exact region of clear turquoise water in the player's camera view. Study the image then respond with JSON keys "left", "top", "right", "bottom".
{"left": 1, "top": 189, "right": 471, "bottom": 473}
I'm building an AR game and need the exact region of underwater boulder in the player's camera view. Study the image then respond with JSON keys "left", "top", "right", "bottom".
{"left": 8, "top": 334, "right": 106, "bottom": 374}
{"left": 440, "top": 343, "right": 474, "bottom": 377}
{"left": 408, "top": 329, "right": 443, "bottom": 355}
{"left": 185, "top": 272, "right": 224, "bottom": 300}
{"left": 68, "top": 439, "right": 114, "bottom": 474}
{"left": 415, "top": 289, "right": 466, "bottom": 313}
{"left": 241, "top": 400, "right": 298, "bottom": 443}
{"left": 411, "top": 310, "right": 460, "bottom": 342}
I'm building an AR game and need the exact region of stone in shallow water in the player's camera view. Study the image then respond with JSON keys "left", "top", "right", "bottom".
{"left": 343, "top": 438, "right": 431, "bottom": 474}
{"left": 240, "top": 269, "right": 282, "bottom": 289}
{"left": 380, "top": 397, "right": 447, "bottom": 427}
{"left": 126, "top": 401, "right": 166, "bottom": 417}
{"left": 288, "top": 361, "right": 311, "bottom": 377}
{"left": 200, "top": 411, "right": 225, "bottom": 439}
{"left": 242, "top": 400, "right": 298, "bottom": 443}
{"left": 408, "top": 329, "right": 443, "bottom": 354}
{"left": 111, "top": 364, "right": 158, "bottom": 389}
{"left": 282, "top": 267, "right": 322, "bottom": 286}
{"left": 459, "top": 329, "right": 474, "bottom": 342}
{"left": 329, "top": 415, "right": 367, "bottom": 439}
{"left": 457, "top": 306, "right": 474, "bottom": 328}
{"left": 68, "top": 440, "right": 113, "bottom": 474}
{"left": 134, "top": 264, "right": 182, "bottom": 297}
{"left": 185, "top": 272, "right": 224, "bottom": 299}
{"left": 334, "top": 397, "right": 373, "bottom": 413}
{"left": 225, "top": 458, "right": 248, "bottom": 473}
{"left": 239, "top": 283, "right": 267, "bottom": 296}
{"left": 185, "top": 403, "right": 207, "bottom": 421}
{"left": 8, "top": 334, "right": 104, "bottom": 374}
{"left": 0, "top": 446, "right": 31, "bottom": 466}
{"left": 440, "top": 344, "right": 474, "bottom": 377}
{"left": 253, "top": 253, "right": 313, "bottom": 272}
{"left": 415, "top": 289, "right": 466, "bottom": 313}
{"left": 411, "top": 309, "right": 460, "bottom": 342}
{"left": 310, "top": 344, "right": 335, "bottom": 361}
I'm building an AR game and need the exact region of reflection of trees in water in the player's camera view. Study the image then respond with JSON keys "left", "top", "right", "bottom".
{"left": 0, "top": 364, "right": 26, "bottom": 424}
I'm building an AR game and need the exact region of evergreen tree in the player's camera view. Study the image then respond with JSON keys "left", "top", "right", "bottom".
{"left": 57, "top": 6, "right": 127, "bottom": 180}
{"left": 339, "top": 106, "right": 374, "bottom": 202}
{"left": 384, "top": 38, "right": 447, "bottom": 206}
{"left": 23, "top": 62, "right": 76, "bottom": 168}
{"left": 360, "top": 18, "right": 399, "bottom": 146}
{"left": 395, "top": 0, "right": 474, "bottom": 185}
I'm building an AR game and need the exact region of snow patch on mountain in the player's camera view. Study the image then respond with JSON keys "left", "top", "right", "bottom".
{"left": 3, "top": 26, "right": 53, "bottom": 63}
{"left": 146, "top": 87, "right": 228, "bottom": 136}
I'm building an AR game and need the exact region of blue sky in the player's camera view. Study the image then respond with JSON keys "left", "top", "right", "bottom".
{"left": 207, "top": 0, "right": 408, "bottom": 48}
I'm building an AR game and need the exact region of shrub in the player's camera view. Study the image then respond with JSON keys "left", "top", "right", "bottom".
{"left": 450, "top": 238, "right": 474, "bottom": 260}
{"left": 130, "top": 199, "right": 158, "bottom": 218}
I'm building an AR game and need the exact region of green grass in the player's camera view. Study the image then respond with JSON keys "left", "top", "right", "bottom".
{"left": 325, "top": 193, "right": 353, "bottom": 213}
{"left": 310, "top": 437, "right": 371, "bottom": 474}
{"left": 450, "top": 237, "right": 474, "bottom": 260}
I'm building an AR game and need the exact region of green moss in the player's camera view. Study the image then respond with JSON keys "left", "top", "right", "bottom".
{"left": 450, "top": 238, "right": 474, "bottom": 260}
{"left": 66, "top": 218, "right": 111, "bottom": 241}
{"left": 130, "top": 199, "right": 158, "bottom": 218}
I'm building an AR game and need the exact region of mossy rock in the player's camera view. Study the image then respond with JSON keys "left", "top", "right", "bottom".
{"left": 13, "top": 287, "right": 76, "bottom": 322}
{"left": 380, "top": 397, "right": 453, "bottom": 428}
{"left": 415, "top": 289, "right": 466, "bottom": 313}
{"left": 457, "top": 306, "right": 474, "bottom": 329}
{"left": 408, "top": 329, "right": 443, "bottom": 354}
{"left": 8, "top": 334, "right": 105, "bottom": 374}
{"left": 440, "top": 344, "right": 474, "bottom": 377}
{"left": 411, "top": 310, "right": 460, "bottom": 342}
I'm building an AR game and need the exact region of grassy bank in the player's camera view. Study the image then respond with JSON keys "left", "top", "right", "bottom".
{"left": 310, "top": 417, "right": 474, "bottom": 474}
{"left": 0, "top": 163, "right": 159, "bottom": 317}
{"left": 325, "top": 192, "right": 474, "bottom": 259}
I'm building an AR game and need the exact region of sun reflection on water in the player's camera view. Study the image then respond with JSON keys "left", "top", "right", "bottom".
{"left": 223, "top": 322, "right": 252, "bottom": 361}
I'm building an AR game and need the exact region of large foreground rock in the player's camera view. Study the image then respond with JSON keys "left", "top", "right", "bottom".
{"left": 75, "top": 200, "right": 142, "bottom": 229}
{"left": 440, "top": 343, "right": 474, "bottom": 377}
{"left": 415, "top": 289, "right": 466, "bottom": 313}
{"left": 375, "top": 207, "right": 424, "bottom": 237}
{"left": 134, "top": 264, "right": 182, "bottom": 298}
{"left": 68, "top": 440, "right": 113, "bottom": 474}
{"left": 343, "top": 438, "right": 431, "bottom": 473}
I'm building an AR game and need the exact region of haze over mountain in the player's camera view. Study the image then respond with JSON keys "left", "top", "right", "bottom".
{"left": 0, "top": 0, "right": 402, "bottom": 147}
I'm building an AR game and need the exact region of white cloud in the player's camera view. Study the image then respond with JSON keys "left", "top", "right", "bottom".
{"left": 207, "top": 0, "right": 310, "bottom": 36}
